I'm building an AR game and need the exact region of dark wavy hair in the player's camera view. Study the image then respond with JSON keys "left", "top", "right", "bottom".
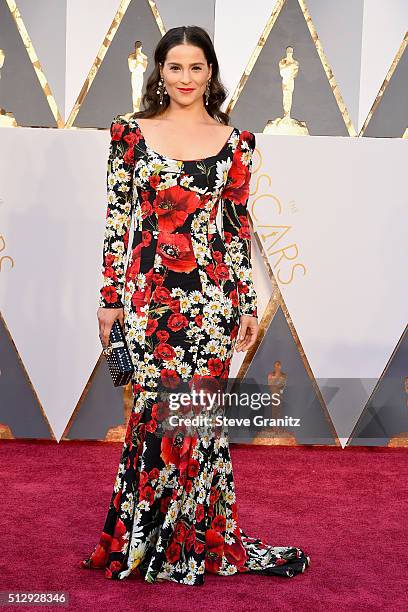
{"left": 130, "top": 25, "right": 230, "bottom": 125}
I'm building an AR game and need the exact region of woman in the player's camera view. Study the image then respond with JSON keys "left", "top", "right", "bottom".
{"left": 80, "top": 25, "right": 310, "bottom": 585}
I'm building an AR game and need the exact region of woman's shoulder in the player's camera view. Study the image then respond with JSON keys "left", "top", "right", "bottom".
{"left": 112, "top": 112, "right": 134, "bottom": 125}
{"left": 235, "top": 129, "right": 256, "bottom": 156}
{"left": 239, "top": 128, "right": 256, "bottom": 147}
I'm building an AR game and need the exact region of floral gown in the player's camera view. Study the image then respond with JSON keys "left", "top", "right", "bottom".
{"left": 80, "top": 114, "right": 311, "bottom": 585}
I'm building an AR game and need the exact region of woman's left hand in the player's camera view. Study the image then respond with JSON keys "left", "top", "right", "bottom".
{"left": 235, "top": 315, "right": 259, "bottom": 352}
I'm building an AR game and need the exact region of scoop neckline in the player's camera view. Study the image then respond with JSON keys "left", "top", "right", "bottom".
{"left": 128, "top": 116, "right": 239, "bottom": 163}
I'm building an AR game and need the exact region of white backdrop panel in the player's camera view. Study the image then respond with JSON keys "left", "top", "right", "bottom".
{"left": 252, "top": 133, "right": 407, "bottom": 378}
{"left": 0, "top": 127, "right": 109, "bottom": 440}
{"left": 359, "top": 0, "right": 408, "bottom": 131}
{"left": 65, "top": 0, "right": 121, "bottom": 122}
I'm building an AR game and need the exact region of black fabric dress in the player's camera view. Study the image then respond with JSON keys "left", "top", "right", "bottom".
{"left": 80, "top": 115, "right": 311, "bottom": 585}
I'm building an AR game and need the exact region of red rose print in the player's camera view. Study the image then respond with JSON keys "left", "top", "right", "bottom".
{"left": 154, "top": 342, "right": 176, "bottom": 361}
{"left": 104, "top": 253, "right": 115, "bottom": 266}
{"left": 101, "top": 285, "right": 118, "bottom": 304}
{"left": 105, "top": 560, "right": 123, "bottom": 578}
{"left": 212, "top": 514, "right": 227, "bottom": 533}
{"left": 123, "top": 131, "right": 140, "bottom": 148}
{"left": 185, "top": 525, "right": 196, "bottom": 551}
{"left": 152, "top": 272, "right": 164, "bottom": 285}
{"left": 214, "top": 263, "right": 230, "bottom": 281}
{"left": 139, "top": 470, "right": 149, "bottom": 488}
{"left": 111, "top": 519, "right": 127, "bottom": 552}
{"left": 131, "top": 286, "right": 152, "bottom": 313}
{"left": 166, "top": 541, "right": 181, "bottom": 563}
{"left": 167, "top": 312, "right": 188, "bottom": 332}
{"left": 156, "top": 329, "right": 169, "bottom": 342}
{"left": 174, "top": 521, "right": 187, "bottom": 543}
{"left": 160, "top": 432, "right": 196, "bottom": 468}
{"left": 223, "top": 230, "right": 233, "bottom": 245}
{"left": 237, "top": 280, "right": 249, "bottom": 295}
{"left": 240, "top": 130, "right": 254, "bottom": 145}
{"left": 153, "top": 185, "right": 200, "bottom": 232}
{"left": 238, "top": 225, "right": 251, "bottom": 240}
{"left": 160, "top": 368, "right": 180, "bottom": 389}
{"left": 87, "top": 532, "right": 112, "bottom": 567}
{"left": 145, "top": 418, "right": 157, "bottom": 433}
{"left": 208, "top": 358, "right": 224, "bottom": 377}
{"left": 187, "top": 459, "right": 200, "bottom": 478}
{"left": 141, "top": 200, "right": 153, "bottom": 219}
{"left": 195, "top": 504, "right": 205, "bottom": 523}
{"left": 123, "top": 146, "right": 134, "bottom": 166}
{"left": 103, "top": 266, "right": 118, "bottom": 282}
{"left": 145, "top": 318, "right": 158, "bottom": 336}
{"left": 224, "top": 533, "right": 248, "bottom": 569}
{"left": 157, "top": 231, "right": 197, "bottom": 273}
{"left": 149, "top": 467, "right": 159, "bottom": 481}
{"left": 113, "top": 491, "right": 121, "bottom": 511}
{"left": 205, "top": 529, "right": 224, "bottom": 573}
{"left": 212, "top": 249, "right": 223, "bottom": 263}
{"left": 209, "top": 486, "right": 220, "bottom": 505}
{"left": 169, "top": 298, "right": 181, "bottom": 312}
{"left": 110, "top": 123, "right": 125, "bottom": 140}
{"left": 139, "top": 485, "right": 155, "bottom": 505}
{"left": 230, "top": 502, "right": 239, "bottom": 521}
{"left": 152, "top": 286, "right": 172, "bottom": 304}
{"left": 222, "top": 158, "right": 250, "bottom": 206}
{"left": 229, "top": 289, "right": 239, "bottom": 307}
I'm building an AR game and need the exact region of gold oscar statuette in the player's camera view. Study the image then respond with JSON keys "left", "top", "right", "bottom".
{"left": 252, "top": 360, "right": 297, "bottom": 446}
{"left": 264, "top": 46, "right": 308, "bottom": 136}
{"left": 128, "top": 41, "right": 148, "bottom": 113}
{"left": 0, "top": 49, "right": 17, "bottom": 127}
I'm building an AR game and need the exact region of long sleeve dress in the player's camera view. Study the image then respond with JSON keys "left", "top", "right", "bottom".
{"left": 80, "top": 115, "right": 311, "bottom": 585}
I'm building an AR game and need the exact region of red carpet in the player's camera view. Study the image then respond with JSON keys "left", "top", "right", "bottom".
{"left": 1, "top": 441, "right": 407, "bottom": 611}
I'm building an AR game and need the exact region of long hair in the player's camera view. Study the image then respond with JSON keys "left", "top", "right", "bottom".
{"left": 130, "top": 25, "right": 230, "bottom": 125}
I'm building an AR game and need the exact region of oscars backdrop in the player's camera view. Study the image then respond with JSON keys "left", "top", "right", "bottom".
{"left": 0, "top": 0, "right": 407, "bottom": 447}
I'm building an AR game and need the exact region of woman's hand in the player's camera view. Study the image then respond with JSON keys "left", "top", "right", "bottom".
{"left": 235, "top": 315, "right": 259, "bottom": 352}
{"left": 97, "top": 307, "right": 124, "bottom": 348}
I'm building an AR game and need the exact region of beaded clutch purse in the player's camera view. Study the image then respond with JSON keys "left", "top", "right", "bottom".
{"left": 101, "top": 320, "right": 134, "bottom": 386}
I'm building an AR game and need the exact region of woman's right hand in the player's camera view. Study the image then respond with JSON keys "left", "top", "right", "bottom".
{"left": 97, "top": 307, "right": 124, "bottom": 348}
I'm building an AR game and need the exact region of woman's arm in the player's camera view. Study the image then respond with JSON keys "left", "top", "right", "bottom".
{"left": 221, "top": 130, "right": 258, "bottom": 319}
{"left": 99, "top": 115, "right": 135, "bottom": 309}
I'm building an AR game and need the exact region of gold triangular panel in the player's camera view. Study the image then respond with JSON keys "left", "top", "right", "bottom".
{"left": 71, "top": 0, "right": 165, "bottom": 128}
{"left": 227, "top": 0, "right": 354, "bottom": 136}
{"left": 361, "top": 34, "right": 408, "bottom": 138}
{"left": 230, "top": 305, "right": 339, "bottom": 446}
{"left": 0, "top": 1, "right": 59, "bottom": 127}
{"left": 61, "top": 354, "right": 130, "bottom": 442}
{"left": 347, "top": 326, "right": 408, "bottom": 447}
{"left": 0, "top": 312, "right": 55, "bottom": 439}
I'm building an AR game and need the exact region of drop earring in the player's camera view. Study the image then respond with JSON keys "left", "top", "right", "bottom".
{"left": 156, "top": 77, "right": 168, "bottom": 105}
{"left": 205, "top": 79, "right": 211, "bottom": 106}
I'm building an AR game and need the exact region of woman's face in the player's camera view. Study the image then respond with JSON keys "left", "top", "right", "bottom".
{"left": 160, "top": 44, "right": 212, "bottom": 108}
